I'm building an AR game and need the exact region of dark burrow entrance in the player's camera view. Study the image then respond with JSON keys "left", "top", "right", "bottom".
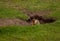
{"left": 26, "top": 15, "right": 56, "bottom": 25}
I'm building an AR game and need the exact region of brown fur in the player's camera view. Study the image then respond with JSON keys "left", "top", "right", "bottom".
{"left": 30, "top": 19, "right": 40, "bottom": 25}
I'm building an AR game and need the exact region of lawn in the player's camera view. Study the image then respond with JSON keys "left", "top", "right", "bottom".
{"left": 0, "top": 0, "right": 60, "bottom": 41}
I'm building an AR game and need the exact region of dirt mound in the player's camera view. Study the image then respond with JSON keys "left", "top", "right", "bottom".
{"left": 0, "top": 15, "right": 56, "bottom": 26}
{"left": 0, "top": 16, "right": 56, "bottom": 26}
{"left": 20, "top": 9, "right": 52, "bottom": 17}
{"left": 0, "top": 18, "right": 30, "bottom": 26}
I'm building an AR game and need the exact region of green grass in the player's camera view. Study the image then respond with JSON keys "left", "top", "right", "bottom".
{"left": 0, "top": 7, "right": 28, "bottom": 20}
{"left": 0, "top": 0, "right": 60, "bottom": 41}
{"left": 0, "top": 23, "right": 60, "bottom": 41}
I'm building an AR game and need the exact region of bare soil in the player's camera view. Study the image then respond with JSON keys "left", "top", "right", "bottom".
{"left": 0, "top": 18, "right": 30, "bottom": 26}
{"left": 19, "top": 8, "right": 52, "bottom": 17}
